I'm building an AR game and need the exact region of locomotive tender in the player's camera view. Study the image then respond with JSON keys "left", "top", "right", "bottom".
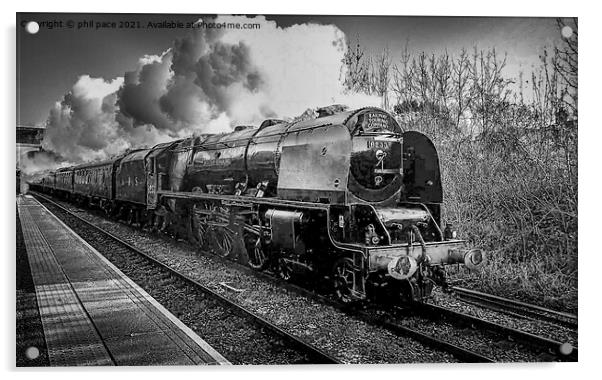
{"left": 31, "top": 106, "right": 484, "bottom": 303}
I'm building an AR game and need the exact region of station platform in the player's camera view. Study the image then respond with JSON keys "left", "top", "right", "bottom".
{"left": 17, "top": 195, "right": 230, "bottom": 366}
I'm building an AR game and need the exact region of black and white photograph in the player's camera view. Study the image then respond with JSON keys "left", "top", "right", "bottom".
{"left": 9, "top": 2, "right": 589, "bottom": 374}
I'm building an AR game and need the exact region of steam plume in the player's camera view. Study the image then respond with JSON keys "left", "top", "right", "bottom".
{"left": 36, "top": 15, "right": 380, "bottom": 170}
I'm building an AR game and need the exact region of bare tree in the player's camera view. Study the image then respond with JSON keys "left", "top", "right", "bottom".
{"left": 469, "top": 47, "right": 513, "bottom": 134}
{"left": 343, "top": 36, "right": 370, "bottom": 94}
{"left": 391, "top": 44, "right": 414, "bottom": 101}
{"left": 435, "top": 51, "right": 452, "bottom": 116}
{"left": 451, "top": 48, "right": 472, "bottom": 129}
{"left": 372, "top": 47, "right": 392, "bottom": 110}
{"left": 554, "top": 18, "right": 578, "bottom": 116}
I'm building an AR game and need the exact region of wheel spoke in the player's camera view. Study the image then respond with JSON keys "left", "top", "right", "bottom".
{"left": 333, "top": 258, "right": 357, "bottom": 303}
{"left": 254, "top": 246, "right": 264, "bottom": 264}
{"left": 247, "top": 236, "right": 267, "bottom": 270}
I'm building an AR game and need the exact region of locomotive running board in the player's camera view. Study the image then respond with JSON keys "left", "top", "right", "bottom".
{"left": 157, "top": 190, "right": 330, "bottom": 210}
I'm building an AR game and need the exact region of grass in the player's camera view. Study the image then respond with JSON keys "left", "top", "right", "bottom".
{"left": 405, "top": 118, "right": 578, "bottom": 313}
{"left": 443, "top": 136, "right": 577, "bottom": 313}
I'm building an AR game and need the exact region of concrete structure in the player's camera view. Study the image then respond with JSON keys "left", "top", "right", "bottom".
{"left": 17, "top": 195, "right": 230, "bottom": 366}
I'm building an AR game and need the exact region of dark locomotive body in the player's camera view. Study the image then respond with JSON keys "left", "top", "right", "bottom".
{"left": 30, "top": 107, "right": 484, "bottom": 303}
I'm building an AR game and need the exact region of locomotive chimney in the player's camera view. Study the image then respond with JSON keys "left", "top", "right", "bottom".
{"left": 316, "top": 104, "right": 348, "bottom": 117}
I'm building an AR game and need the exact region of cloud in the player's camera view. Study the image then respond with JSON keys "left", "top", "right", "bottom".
{"left": 44, "top": 75, "right": 125, "bottom": 161}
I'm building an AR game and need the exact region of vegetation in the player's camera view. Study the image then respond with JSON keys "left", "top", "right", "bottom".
{"left": 344, "top": 19, "right": 578, "bottom": 312}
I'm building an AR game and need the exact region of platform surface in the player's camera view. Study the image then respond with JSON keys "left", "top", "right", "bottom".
{"left": 17, "top": 195, "right": 230, "bottom": 366}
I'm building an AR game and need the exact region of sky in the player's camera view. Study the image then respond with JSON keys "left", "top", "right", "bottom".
{"left": 16, "top": 13, "right": 569, "bottom": 127}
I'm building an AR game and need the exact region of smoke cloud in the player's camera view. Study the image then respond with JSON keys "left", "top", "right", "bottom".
{"left": 37, "top": 15, "right": 380, "bottom": 169}
{"left": 19, "top": 150, "right": 67, "bottom": 176}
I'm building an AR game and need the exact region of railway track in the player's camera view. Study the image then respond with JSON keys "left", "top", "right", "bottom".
{"left": 33, "top": 192, "right": 578, "bottom": 363}
{"left": 34, "top": 192, "right": 341, "bottom": 365}
{"left": 412, "top": 302, "right": 577, "bottom": 362}
{"left": 352, "top": 305, "right": 495, "bottom": 362}
{"left": 450, "top": 286, "right": 578, "bottom": 329}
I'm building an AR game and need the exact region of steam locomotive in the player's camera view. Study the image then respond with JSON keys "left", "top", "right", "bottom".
{"left": 30, "top": 106, "right": 484, "bottom": 303}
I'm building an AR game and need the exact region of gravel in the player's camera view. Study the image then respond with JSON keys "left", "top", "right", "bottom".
{"left": 428, "top": 289, "right": 578, "bottom": 347}
{"left": 396, "top": 310, "right": 555, "bottom": 362}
